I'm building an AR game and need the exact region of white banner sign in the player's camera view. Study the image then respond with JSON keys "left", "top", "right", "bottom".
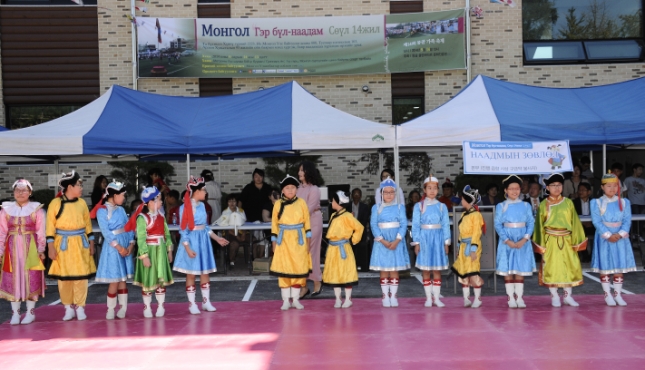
{"left": 463, "top": 141, "right": 573, "bottom": 175}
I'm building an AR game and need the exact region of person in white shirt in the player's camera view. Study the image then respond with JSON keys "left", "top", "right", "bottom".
{"left": 523, "top": 181, "right": 543, "bottom": 216}
{"left": 201, "top": 170, "right": 222, "bottom": 221}
{"left": 214, "top": 194, "right": 246, "bottom": 269}
{"left": 624, "top": 163, "right": 645, "bottom": 240}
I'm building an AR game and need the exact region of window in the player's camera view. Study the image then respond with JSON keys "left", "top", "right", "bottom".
{"left": 392, "top": 98, "right": 424, "bottom": 125}
{"left": 6, "top": 105, "right": 83, "bottom": 129}
{"left": 523, "top": 0, "right": 644, "bottom": 64}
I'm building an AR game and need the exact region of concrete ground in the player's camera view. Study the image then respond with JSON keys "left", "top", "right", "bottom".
{"left": 2, "top": 254, "right": 643, "bottom": 323}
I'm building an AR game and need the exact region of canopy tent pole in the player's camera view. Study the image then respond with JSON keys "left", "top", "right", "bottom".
{"left": 131, "top": 0, "right": 138, "bottom": 90}
{"left": 186, "top": 154, "right": 191, "bottom": 180}
{"left": 54, "top": 159, "right": 59, "bottom": 175}
{"left": 378, "top": 150, "right": 384, "bottom": 177}
{"left": 218, "top": 155, "right": 222, "bottom": 185}
{"left": 602, "top": 145, "right": 607, "bottom": 174}
{"left": 394, "top": 126, "right": 400, "bottom": 193}
{"left": 466, "top": 0, "right": 472, "bottom": 82}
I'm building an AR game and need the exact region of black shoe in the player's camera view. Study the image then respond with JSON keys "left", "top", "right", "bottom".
{"left": 311, "top": 286, "right": 323, "bottom": 297}
{"left": 299, "top": 288, "right": 310, "bottom": 300}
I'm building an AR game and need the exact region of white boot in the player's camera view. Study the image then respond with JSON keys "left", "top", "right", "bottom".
{"left": 142, "top": 293, "right": 153, "bottom": 318}
{"left": 333, "top": 288, "right": 342, "bottom": 308}
{"left": 432, "top": 282, "right": 445, "bottom": 308}
{"left": 514, "top": 282, "right": 526, "bottom": 309}
{"left": 563, "top": 287, "right": 579, "bottom": 307}
{"left": 423, "top": 282, "right": 433, "bottom": 308}
{"left": 155, "top": 289, "right": 166, "bottom": 317}
{"left": 280, "top": 288, "right": 291, "bottom": 310}
{"left": 21, "top": 300, "right": 36, "bottom": 325}
{"left": 76, "top": 306, "right": 87, "bottom": 321}
{"left": 342, "top": 288, "right": 353, "bottom": 308}
{"left": 462, "top": 286, "right": 472, "bottom": 308}
{"left": 63, "top": 304, "right": 76, "bottom": 321}
{"left": 106, "top": 294, "right": 117, "bottom": 320}
{"left": 186, "top": 285, "right": 201, "bottom": 315}
{"left": 10, "top": 302, "right": 21, "bottom": 325}
{"left": 601, "top": 276, "right": 616, "bottom": 306}
{"left": 201, "top": 283, "right": 217, "bottom": 312}
{"left": 471, "top": 287, "right": 482, "bottom": 308}
{"left": 290, "top": 287, "right": 304, "bottom": 310}
{"left": 389, "top": 279, "right": 399, "bottom": 308}
{"left": 381, "top": 279, "right": 391, "bottom": 308}
{"left": 550, "top": 288, "right": 561, "bottom": 307}
{"left": 613, "top": 277, "right": 627, "bottom": 306}
{"left": 116, "top": 290, "right": 128, "bottom": 319}
{"left": 505, "top": 283, "right": 517, "bottom": 308}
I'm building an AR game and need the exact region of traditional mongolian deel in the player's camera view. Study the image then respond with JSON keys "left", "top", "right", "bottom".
{"left": 411, "top": 198, "right": 451, "bottom": 271}
{"left": 46, "top": 196, "right": 96, "bottom": 280}
{"left": 494, "top": 199, "right": 536, "bottom": 276}
{"left": 590, "top": 195, "right": 637, "bottom": 275}
{"left": 369, "top": 202, "right": 410, "bottom": 272}
{"left": 322, "top": 208, "right": 364, "bottom": 287}
{"left": 270, "top": 196, "right": 312, "bottom": 279}
{"left": 95, "top": 203, "right": 135, "bottom": 283}
{"left": 173, "top": 200, "right": 218, "bottom": 275}
{"left": 532, "top": 195, "right": 587, "bottom": 288}
{"left": 133, "top": 211, "right": 174, "bottom": 293}
{"left": 451, "top": 208, "right": 485, "bottom": 281}
{"left": 0, "top": 201, "right": 46, "bottom": 301}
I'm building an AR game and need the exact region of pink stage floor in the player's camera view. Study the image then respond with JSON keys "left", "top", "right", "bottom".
{"left": 2, "top": 295, "right": 645, "bottom": 370}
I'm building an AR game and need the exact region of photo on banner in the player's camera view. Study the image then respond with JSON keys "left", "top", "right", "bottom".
{"left": 462, "top": 141, "right": 573, "bottom": 175}
{"left": 136, "top": 10, "right": 465, "bottom": 78}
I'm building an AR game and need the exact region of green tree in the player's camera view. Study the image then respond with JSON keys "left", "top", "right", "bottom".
{"left": 263, "top": 156, "right": 325, "bottom": 188}
{"left": 618, "top": 9, "right": 643, "bottom": 38}
{"left": 522, "top": 0, "right": 559, "bottom": 40}
{"left": 558, "top": 7, "right": 588, "bottom": 40}
{"left": 585, "top": 0, "right": 619, "bottom": 39}
{"left": 108, "top": 161, "right": 176, "bottom": 198}
{"left": 350, "top": 152, "right": 432, "bottom": 190}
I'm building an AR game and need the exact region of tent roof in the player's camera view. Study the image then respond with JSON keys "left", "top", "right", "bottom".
{"left": 0, "top": 82, "right": 393, "bottom": 156}
{"left": 398, "top": 75, "right": 645, "bottom": 146}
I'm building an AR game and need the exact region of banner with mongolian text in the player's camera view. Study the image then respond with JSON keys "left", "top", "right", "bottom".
{"left": 136, "top": 9, "right": 465, "bottom": 78}
{"left": 463, "top": 141, "right": 573, "bottom": 175}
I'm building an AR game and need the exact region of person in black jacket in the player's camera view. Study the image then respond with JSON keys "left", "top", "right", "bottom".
{"left": 572, "top": 182, "right": 594, "bottom": 262}
{"left": 344, "top": 188, "right": 371, "bottom": 270}
{"left": 240, "top": 168, "right": 273, "bottom": 222}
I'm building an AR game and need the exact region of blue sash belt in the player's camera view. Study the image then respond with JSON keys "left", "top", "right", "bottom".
{"left": 460, "top": 237, "right": 476, "bottom": 255}
{"left": 328, "top": 239, "right": 349, "bottom": 259}
{"left": 56, "top": 228, "right": 89, "bottom": 252}
{"left": 277, "top": 223, "right": 305, "bottom": 246}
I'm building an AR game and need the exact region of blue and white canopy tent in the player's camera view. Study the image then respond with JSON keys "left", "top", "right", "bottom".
{"left": 0, "top": 82, "right": 394, "bottom": 157}
{"left": 394, "top": 75, "right": 645, "bottom": 176}
{"left": 0, "top": 126, "right": 7, "bottom": 132}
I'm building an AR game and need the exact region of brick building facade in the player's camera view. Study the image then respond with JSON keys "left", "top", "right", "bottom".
{"left": 0, "top": 0, "right": 643, "bottom": 200}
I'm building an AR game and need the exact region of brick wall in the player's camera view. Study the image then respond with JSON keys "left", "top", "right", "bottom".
{"left": 1, "top": 0, "right": 643, "bottom": 202}
{"left": 98, "top": 0, "right": 199, "bottom": 95}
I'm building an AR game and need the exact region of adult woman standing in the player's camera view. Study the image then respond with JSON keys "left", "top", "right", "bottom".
{"left": 201, "top": 169, "right": 222, "bottom": 221}
{"left": 0, "top": 179, "right": 46, "bottom": 325}
{"left": 90, "top": 175, "right": 108, "bottom": 209}
{"left": 563, "top": 163, "right": 589, "bottom": 199}
{"left": 297, "top": 161, "right": 323, "bottom": 298}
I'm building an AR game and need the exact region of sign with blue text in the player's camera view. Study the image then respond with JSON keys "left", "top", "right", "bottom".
{"left": 463, "top": 141, "right": 573, "bottom": 175}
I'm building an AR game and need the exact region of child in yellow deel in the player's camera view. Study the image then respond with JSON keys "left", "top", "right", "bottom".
{"left": 322, "top": 191, "right": 364, "bottom": 309}
{"left": 270, "top": 175, "right": 312, "bottom": 311}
